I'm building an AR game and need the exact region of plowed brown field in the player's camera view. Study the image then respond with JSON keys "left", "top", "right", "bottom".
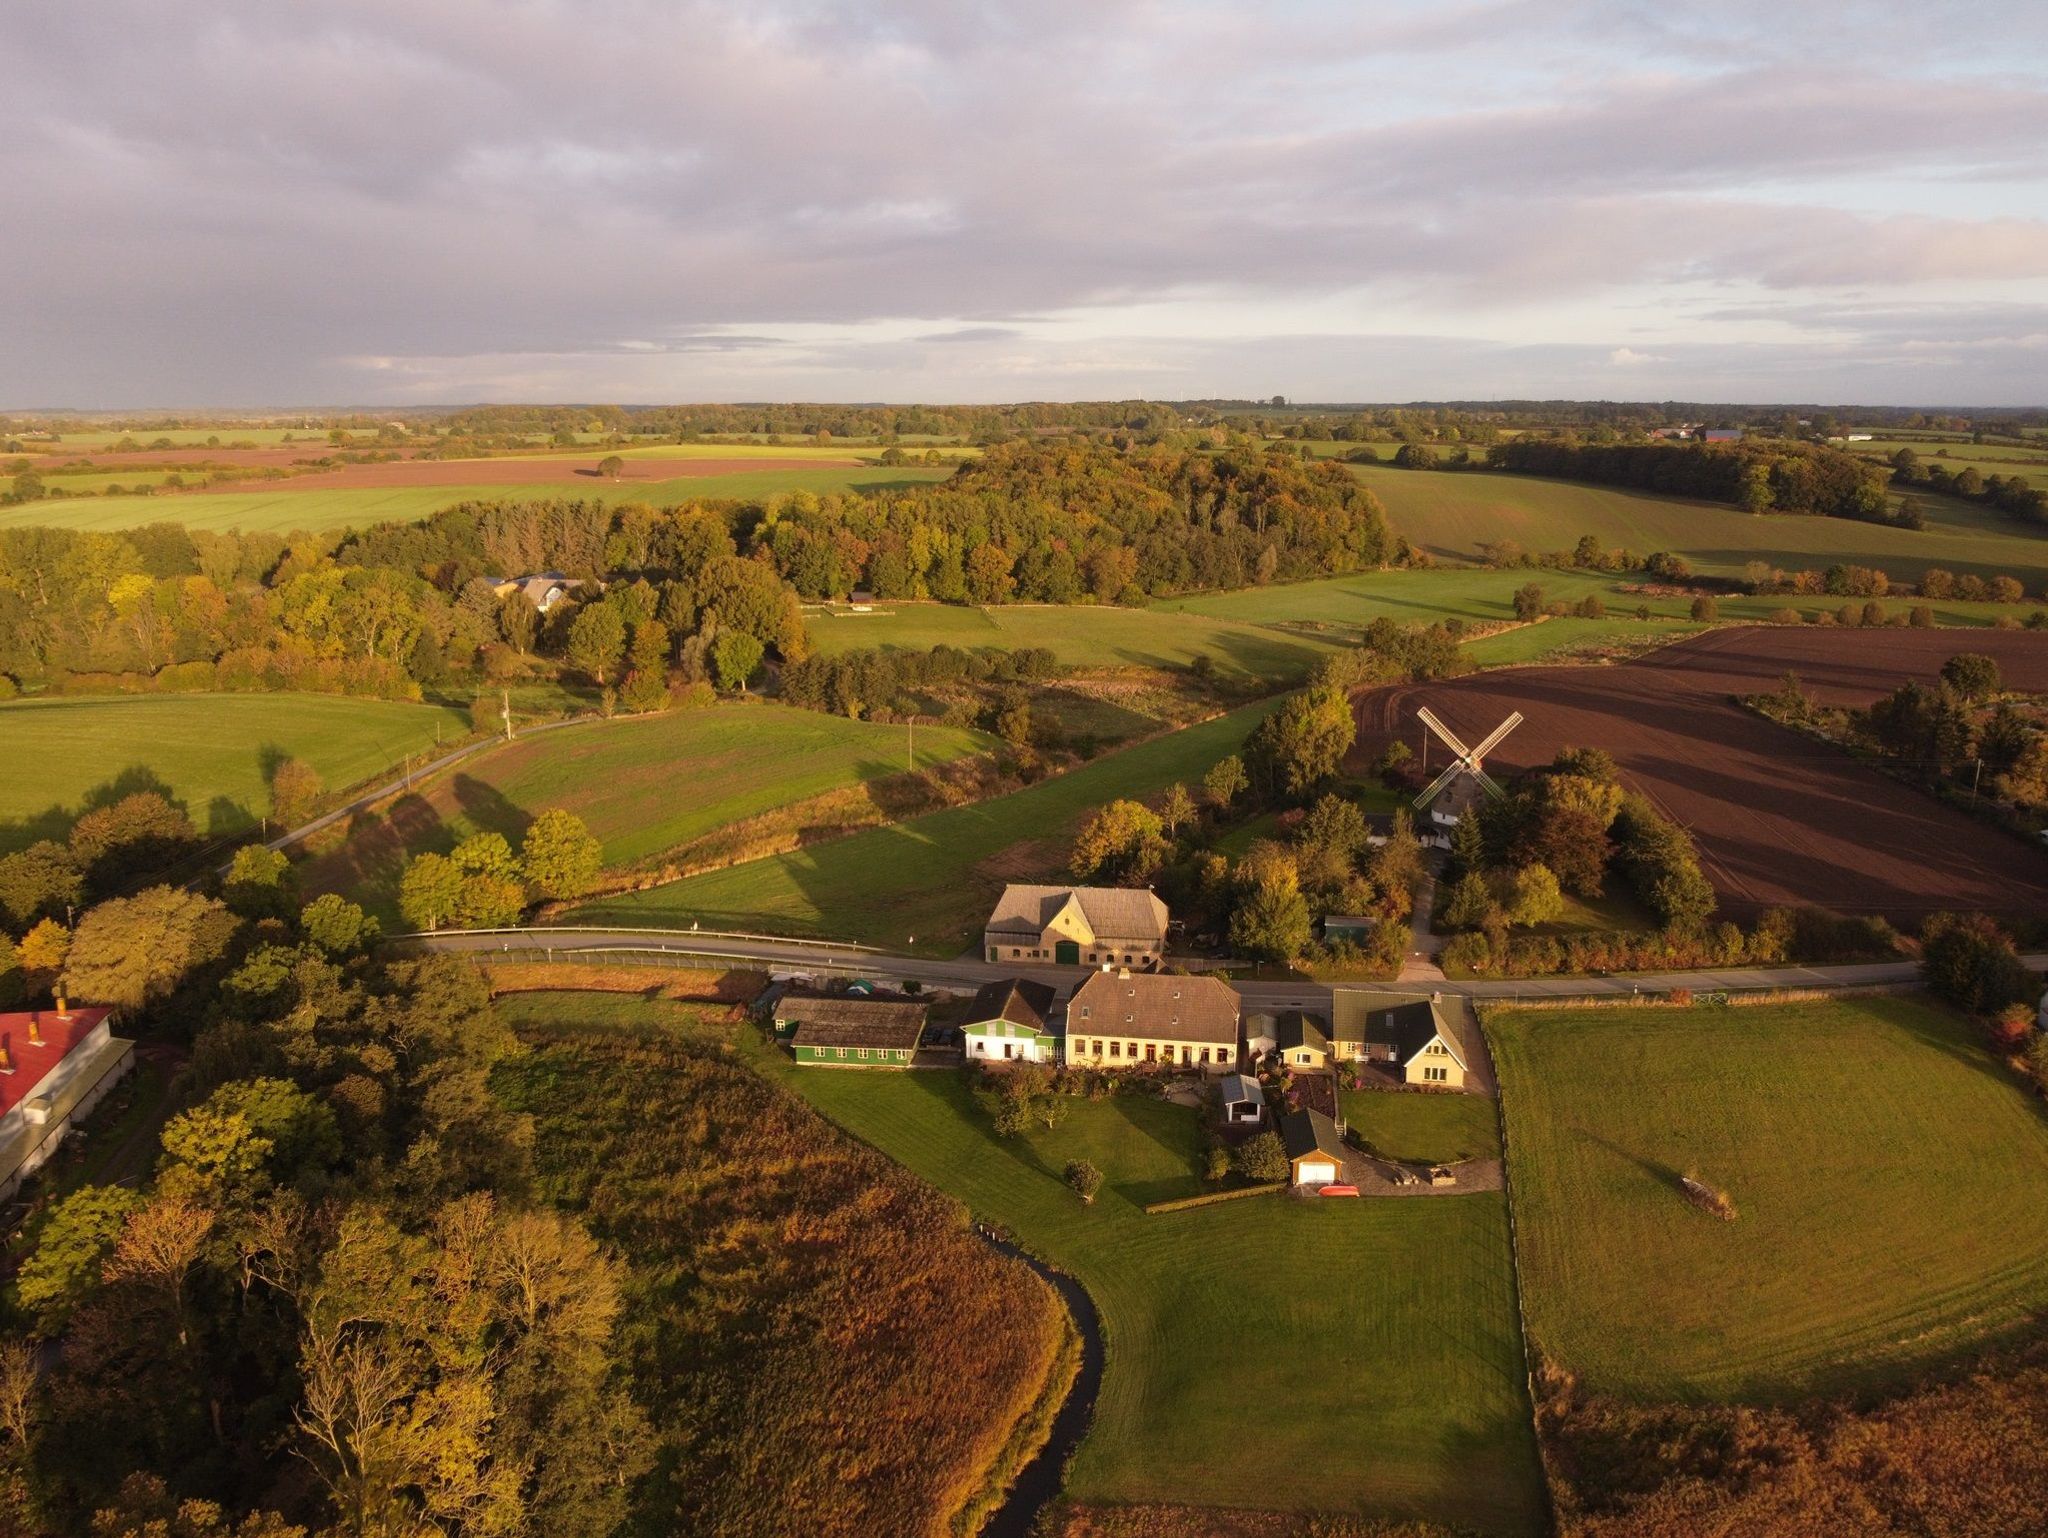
{"left": 1351, "top": 626, "right": 2048, "bottom": 920}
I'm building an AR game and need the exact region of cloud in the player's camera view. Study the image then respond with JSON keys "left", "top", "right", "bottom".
{"left": 1608, "top": 347, "right": 1666, "bottom": 366}
{"left": 1, "top": 1, "right": 2046, "bottom": 403}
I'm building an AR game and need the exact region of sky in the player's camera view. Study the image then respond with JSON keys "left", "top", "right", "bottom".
{"left": 4, "top": 0, "right": 2048, "bottom": 408}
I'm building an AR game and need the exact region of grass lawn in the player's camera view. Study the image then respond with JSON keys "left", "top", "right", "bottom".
{"left": 807, "top": 600, "right": 1338, "bottom": 683}
{"left": 300, "top": 702, "right": 990, "bottom": 924}
{"left": 0, "top": 464, "right": 955, "bottom": 535}
{"left": 1340, "top": 1088, "right": 1502, "bottom": 1164}
{"left": 1488, "top": 995, "right": 2048, "bottom": 1404}
{"left": 568, "top": 698, "right": 1284, "bottom": 953}
{"left": 0, "top": 692, "right": 471, "bottom": 852}
{"left": 758, "top": 1048, "right": 1544, "bottom": 1534}
{"left": 1352, "top": 463, "right": 2048, "bottom": 588}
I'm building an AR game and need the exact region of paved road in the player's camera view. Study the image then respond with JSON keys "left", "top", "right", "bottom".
{"left": 401, "top": 925, "right": 2046, "bottom": 1007}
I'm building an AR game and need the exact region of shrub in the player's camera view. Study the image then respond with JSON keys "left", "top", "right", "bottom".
{"left": 1064, "top": 1159, "right": 1104, "bottom": 1204}
{"left": 1232, "top": 1131, "right": 1288, "bottom": 1182}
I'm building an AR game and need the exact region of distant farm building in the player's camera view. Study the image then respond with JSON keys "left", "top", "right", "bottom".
{"left": 961, "top": 978, "right": 1059, "bottom": 1065}
{"left": 1063, "top": 969, "right": 1238, "bottom": 1073}
{"left": 776, "top": 995, "right": 927, "bottom": 1067}
{"left": 984, "top": 884, "right": 1168, "bottom": 970}
{"left": 491, "top": 572, "right": 586, "bottom": 613}
{"left": 0, "top": 1003, "right": 136, "bottom": 1200}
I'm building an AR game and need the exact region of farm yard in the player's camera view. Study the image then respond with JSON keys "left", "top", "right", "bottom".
{"left": 760, "top": 1046, "right": 1546, "bottom": 1535}
{"left": 1351, "top": 626, "right": 2048, "bottom": 921}
{"left": 1488, "top": 995, "right": 2048, "bottom": 1403}
{"left": 299, "top": 702, "right": 992, "bottom": 925}
{"left": 0, "top": 692, "right": 470, "bottom": 852}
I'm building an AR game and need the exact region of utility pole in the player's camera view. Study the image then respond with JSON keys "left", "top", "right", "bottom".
{"left": 501, "top": 688, "right": 514, "bottom": 743}
{"left": 1971, "top": 757, "right": 1982, "bottom": 801}
{"left": 907, "top": 715, "right": 915, "bottom": 773}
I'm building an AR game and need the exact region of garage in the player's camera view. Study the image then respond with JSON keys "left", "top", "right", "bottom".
{"left": 1280, "top": 1106, "right": 1348, "bottom": 1188}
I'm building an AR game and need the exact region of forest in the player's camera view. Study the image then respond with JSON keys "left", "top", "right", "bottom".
{"left": 1491, "top": 438, "right": 1891, "bottom": 522}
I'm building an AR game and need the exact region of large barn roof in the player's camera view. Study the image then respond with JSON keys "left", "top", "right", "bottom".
{"left": 985, "top": 884, "right": 1168, "bottom": 941}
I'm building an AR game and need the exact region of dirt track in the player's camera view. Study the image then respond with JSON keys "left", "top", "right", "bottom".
{"left": 1351, "top": 626, "right": 2048, "bottom": 921}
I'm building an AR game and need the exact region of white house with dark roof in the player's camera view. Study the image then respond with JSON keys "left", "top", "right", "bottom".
{"left": 961, "top": 978, "right": 1059, "bottom": 1065}
{"left": 1330, "top": 989, "right": 1470, "bottom": 1088}
{"left": 983, "top": 884, "right": 1169, "bottom": 970}
{"left": 1062, "top": 969, "right": 1238, "bottom": 1073}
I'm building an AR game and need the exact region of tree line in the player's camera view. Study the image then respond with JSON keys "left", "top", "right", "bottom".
{"left": 1491, "top": 438, "right": 1892, "bottom": 522}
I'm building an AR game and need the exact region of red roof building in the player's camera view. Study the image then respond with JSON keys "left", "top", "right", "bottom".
{"left": 0, "top": 1004, "right": 136, "bottom": 1201}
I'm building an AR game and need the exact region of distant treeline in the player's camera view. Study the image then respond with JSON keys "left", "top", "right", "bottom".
{"left": 1887, "top": 449, "right": 2048, "bottom": 527}
{"left": 1491, "top": 438, "right": 1891, "bottom": 521}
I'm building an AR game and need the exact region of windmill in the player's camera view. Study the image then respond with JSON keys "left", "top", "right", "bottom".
{"left": 1412, "top": 706, "right": 1523, "bottom": 811}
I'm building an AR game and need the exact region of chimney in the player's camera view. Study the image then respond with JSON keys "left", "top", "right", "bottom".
{"left": 55, "top": 990, "right": 70, "bottom": 1019}
{"left": 1431, "top": 990, "right": 1442, "bottom": 1003}
{"left": 0, "top": 1040, "right": 14, "bottom": 1074}
{"left": 1117, "top": 966, "right": 1131, "bottom": 981}
{"left": 25, "top": 1016, "right": 40, "bottom": 1047}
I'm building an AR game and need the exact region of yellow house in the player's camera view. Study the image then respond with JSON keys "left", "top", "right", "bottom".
{"left": 984, "top": 885, "right": 1168, "bottom": 970}
{"left": 1062, "top": 970, "right": 1238, "bottom": 1073}
{"left": 1329, "top": 990, "right": 1470, "bottom": 1088}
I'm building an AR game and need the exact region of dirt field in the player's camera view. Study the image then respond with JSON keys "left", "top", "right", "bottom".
{"left": 1351, "top": 626, "right": 2048, "bottom": 921}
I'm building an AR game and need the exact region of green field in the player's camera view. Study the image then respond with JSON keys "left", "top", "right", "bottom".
{"left": 0, "top": 465, "right": 956, "bottom": 535}
{"left": 759, "top": 1049, "right": 1543, "bottom": 1533}
{"left": 808, "top": 600, "right": 1339, "bottom": 681}
{"left": 0, "top": 692, "right": 470, "bottom": 852}
{"left": 301, "top": 702, "right": 991, "bottom": 923}
{"left": 1845, "top": 439, "right": 2048, "bottom": 479}
{"left": 1160, "top": 565, "right": 2045, "bottom": 641}
{"left": 1351, "top": 463, "right": 2048, "bottom": 587}
{"left": 1488, "top": 996, "right": 2048, "bottom": 1403}
{"left": 568, "top": 697, "right": 1283, "bottom": 952}
{"left": 1340, "top": 1089, "right": 1503, "bottom": 1164}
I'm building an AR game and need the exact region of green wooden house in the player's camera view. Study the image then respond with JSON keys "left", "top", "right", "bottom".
{"left": 779, "top": 994, "right": 927, "bottom": 1068}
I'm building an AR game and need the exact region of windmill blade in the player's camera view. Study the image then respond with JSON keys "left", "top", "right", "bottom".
{"left": 1468, "top": 711, "right": 1524, "bottom": 762}
{"left": 1412, "top": 761, "right": 1465, "bottom": 809}
{"left": 1473, "top": 768, "right": 1509, "bottom": 800}
{"left": 1416, "top": 706, "right": 1473, "bottom": 762}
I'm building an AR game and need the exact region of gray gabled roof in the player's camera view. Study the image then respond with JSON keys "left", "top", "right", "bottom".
{"left": 1275, "top": 1010, "right": 1330, "bottom": 1055}
{"left": 1220, "top": 1073, "right": 1263, "bottom": 1107}
{"left": 985, "top": 884, "right": 1169, "bottom": 942}
{"left": 1280, "top": 1107, "right": 1346, "bottom": 1165}
{"left": 964, "top": 978, "right": 1056, "bottom": 1035}
{"left": 1330, "top": 990, "right": 1466, "bottom": 1067}
{"left": 777, "top": 994, "right": 927, "bottom": 1049}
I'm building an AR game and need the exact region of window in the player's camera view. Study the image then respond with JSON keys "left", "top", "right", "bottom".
{"left": 1090, "top": 1039, "right": 1102, "bottom": 1057}
{"left": 836, "top": 1047, "right": 848, "bottom": 1059}
{"left": 1079, "top": 1006, "right": 1091, "bottom": 1020}
{"left": 1109, "top": 1041, "right": 1120, "bottom": 1058}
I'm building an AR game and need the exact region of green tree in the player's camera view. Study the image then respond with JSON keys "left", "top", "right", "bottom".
{"left": 1158, "top": 782, "right": 1196, "bottom": 837}
{"left": 1504, "top": 863, "right": 1563, "bottom": 927}
{"left": 1233, "top": 1131, "right": 1288, "bottom": 1182}
{"left": 397, "top": 852, "right": 464, "bottom": 932}
{"left": 566, "top": 601, "right": 628, "bottom": 685}
{"left": 597, "top": 454, "right": 625, "bottom": 480}
{"left": 64, "top": 887, "right": 236, "bottom": 1010}
{"left": 223, "top": 844, "right": 295, "bottom": 921}
{"left": 1245, "top": 685, "right": 1355, "bottom": 799}
{"left": 13, "top": 1184, "right": 144, "bottom": 1330}
{"left": 1070, "top": 799, "right": 1168, "bottom": 883}
{"left": 711, "top": 630, "right": 764, "bottom": 691}
{"left": 521, "top": 808, "right": 603, "bottom": 902}
{"left": 1940, "top": 652, "right": 2001, "bottom": 703}
{"left": 1203, "top": 754, "right": 1248, "bottom": 808}
{"left": 1228, "top": 846, "right": 1311, "bottom": 962}
{"left": 299, "top": 892, "right": 378, "bottom": 956}
{"left": 1439, "top": 870, "right": 1496, "bottom": 930}
{"left": 620, "top": 619, "right": 672, "bottom": 713}
{"left": 0, "top": 841, "right": 83, "bottom": 929}
{"left": 1690, "top": 594, "right": 1719, "bottom": 621}
{"left": 156, "top": 1106, "right": 272, "bottom": 1205}
{"left": 1920, "top": 911, "right": 2033, "bottom": 1014}
{"left": 1512, "top": 583, "right": 1545, "bottom": 621}
{"left": 68, "top": 792, "right": 197, "bottom": 889}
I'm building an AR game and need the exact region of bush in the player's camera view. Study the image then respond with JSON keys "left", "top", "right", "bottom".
{"left": 1232, "top": 1131, "right": 1288, "bottom": 1182}
{"left": 1064, "top": 1159, "right": 1104, "bottom": 1204}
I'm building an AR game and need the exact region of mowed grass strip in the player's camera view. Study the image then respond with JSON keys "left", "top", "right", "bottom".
{"left": 1488, "top": 995, "right": 2048, "bottom": 1404}
{"left": 807, "top": 600, "right": 1340, "bottom": 681}
{"left": 568, "top": 697, "right": 1282, "bottom": 952}
{"left": 0, "top": 464, "right": 955, "bottom": 535}
{"left": 0, "top": 692, "right": 470, "bottom": 852}
{"left": 757, "top": 1051, "right": 1545, "bottom": 1535}
{"left": 1352, "top": 463, "right": 2048, "bottom": 587}
{"left": 302, "top": 702, "right": 990, "bottom": 924}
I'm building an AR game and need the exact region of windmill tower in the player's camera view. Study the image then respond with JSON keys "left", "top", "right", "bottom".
{"left": 1412, "top": 706, "right": 1523, "bottom": 813}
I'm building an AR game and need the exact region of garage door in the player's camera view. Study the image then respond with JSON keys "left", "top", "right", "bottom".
{"left": 1295, "top": 1160, "right": 1337, "bottom": 1186}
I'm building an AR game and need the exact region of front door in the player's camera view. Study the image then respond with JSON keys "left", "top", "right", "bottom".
{"left": 1055, "top": 940, "right": 1080, "bottom": 964}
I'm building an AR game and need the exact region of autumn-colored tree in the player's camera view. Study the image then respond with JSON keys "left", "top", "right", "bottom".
{"left": 1245, "top": 685, "right": 1355, "bottom": 799}
{"left": 521, "top": 809, "right": 603, "bottom": 902}
{"left": 69, "top": 793, "right": 197, "bottom": 889}
{"left": 1069, "top": 799, "right": 1168, "bottom": 883}
{"left": 1203, "top": 754, "right": 1248, "bottom": 808}
{"left": 0, "top": 840, "right": 82, "bottom": 929}
{"left": 14, "top": 1185, "right": 145, "bottom": 1330}
{"left": 1504, "top": 863, "right": 1563, "bottom": 927}
{"left": 398, "top": 851, "right": 463, "bottom": 932}
{"left": 299, "top": 892, "right": 378, "bottom": 957}
{"left": 223, "top": 844, "right": 295, "bottom": 921}
{"left": 1158, "top": 782, "right": 1196, "bottom": 837}
{"left": 18, "top": 917, "right": 69, "bottom": 981}
{"left": 267, "top": 758, "right": 324, "bottom": 829}
{"left": 64, "top": 888, "right": 237, "bottom": 1011}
